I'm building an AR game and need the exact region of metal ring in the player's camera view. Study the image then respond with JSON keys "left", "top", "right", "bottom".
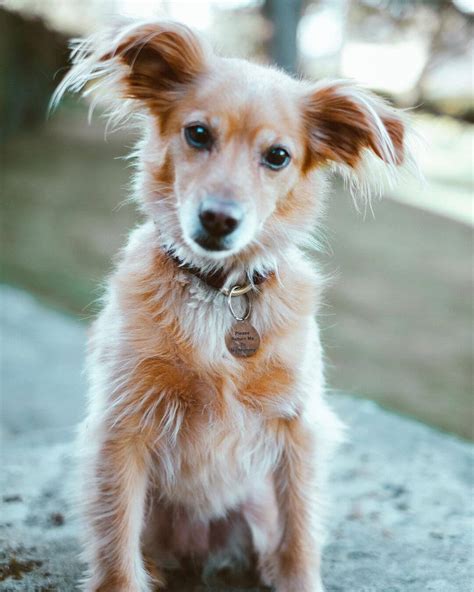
{"left": 221, "top": 283, "right": 253, "bottom": 297}
{"left": 227, "top": 286, "right": 251, "bottom": 321}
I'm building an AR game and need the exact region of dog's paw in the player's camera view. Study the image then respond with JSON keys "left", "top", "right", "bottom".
{"left": 82, "top": 574, "right": 159, "bottom": 592}
{"left": 275, "top": 573, "right": 325, "bottom": 592}
{"left": 83, "top": 585, "right": 152, "bottom": 592}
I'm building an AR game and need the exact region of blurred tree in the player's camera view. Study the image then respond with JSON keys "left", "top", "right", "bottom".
{"left": 412, "top": 0, "right": 473, "bottom": 119}
{"left": 0, "top": 8, "right": 68, "bottom": 142}
{"left": 349, "top": 0, "right": 473, "bottom": 119}
{"left": 262, "top": 0, "right": 304, "bottom": 72}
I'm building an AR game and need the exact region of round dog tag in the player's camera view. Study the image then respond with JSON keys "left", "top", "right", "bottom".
{"left": 226, "top": 320, "right": 260, "bottom": 358}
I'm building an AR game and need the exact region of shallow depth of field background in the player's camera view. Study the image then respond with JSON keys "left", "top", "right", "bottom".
{"left": 1, "top": 0, "right": 472, "bottom": 439}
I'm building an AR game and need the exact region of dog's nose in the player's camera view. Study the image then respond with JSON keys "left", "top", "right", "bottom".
{"left": 199, "top": 198, "right": 243, "bottom": 238}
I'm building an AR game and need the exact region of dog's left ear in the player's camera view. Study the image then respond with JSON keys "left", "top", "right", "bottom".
{"left": 109, "top": 21, "right": 209, "bottom": 109}
{"left": 302, "top": 81, "right": 405, "bottom": 172}
{"left": 51, "top": 20, "right": 210, "bottom": 116}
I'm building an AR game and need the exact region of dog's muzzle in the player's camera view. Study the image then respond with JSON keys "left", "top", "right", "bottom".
{"left": 193, "top": 197, "right": 243, "bottom": 251}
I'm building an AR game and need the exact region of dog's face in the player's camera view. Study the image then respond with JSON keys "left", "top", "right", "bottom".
{"left": 159, "top": 61, "right": 307, "bottom": 259}
{"left": 57, "top": 21, "right": 405, "bottom": 264}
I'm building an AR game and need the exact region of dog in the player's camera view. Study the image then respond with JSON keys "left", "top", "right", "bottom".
{"left": 53, "top": 19, "right": 409, "bottom": 592}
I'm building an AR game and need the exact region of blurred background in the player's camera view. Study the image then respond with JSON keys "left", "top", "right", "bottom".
{"left": 1, "top": 0, "right": 472, "bottom": 439}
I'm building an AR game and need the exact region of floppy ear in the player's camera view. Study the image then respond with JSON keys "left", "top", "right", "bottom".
{"left": 51, "top": 20, "right": 209, "bottom": 115}
{"left": 302, "top": 80, "right": 405, "bottom": 172}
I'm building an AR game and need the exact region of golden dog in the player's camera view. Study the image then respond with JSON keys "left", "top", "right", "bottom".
{"left": 53, "top": 19, "right": 408, "bottom": 592}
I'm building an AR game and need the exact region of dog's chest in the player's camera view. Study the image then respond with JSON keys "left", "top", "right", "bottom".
{"left": 155, "top": 394, "right": 282, "bottom": 519}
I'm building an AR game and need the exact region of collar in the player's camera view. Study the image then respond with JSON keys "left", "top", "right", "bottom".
{"left": 166, "top": 250, "right": 273, "bottom": 295}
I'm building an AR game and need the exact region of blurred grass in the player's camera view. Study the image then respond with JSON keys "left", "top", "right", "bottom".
{"left": 1, "top": 108, "right": 472, "bottom": 440}
{"left": 321, "top": 192, "right": 472, "bottom": 441}
{"left": 2, "top": 110, "right": 139, "bottom": 316}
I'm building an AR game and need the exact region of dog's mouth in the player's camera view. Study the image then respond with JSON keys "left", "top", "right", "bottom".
{"left": 192, "top": 232, "right": 233, "bottom": 253}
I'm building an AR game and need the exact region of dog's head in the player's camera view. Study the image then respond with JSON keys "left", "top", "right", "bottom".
{"left": 53, "top": 20, "right": 407, "bottom": 267}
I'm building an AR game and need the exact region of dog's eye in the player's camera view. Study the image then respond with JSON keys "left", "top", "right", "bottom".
{"left": 184, "top": 124, "right": 213, "bottom": 150}
{"left": 262, "top": 146, "right": 291, "bottom": 170}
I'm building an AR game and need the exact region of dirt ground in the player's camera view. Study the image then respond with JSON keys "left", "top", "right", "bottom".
{"left": 2, "top": 109, "right": 472, "bottom": 439}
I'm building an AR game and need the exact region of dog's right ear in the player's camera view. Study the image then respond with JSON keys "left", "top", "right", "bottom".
{"left": 51, "top": 20, "right": 209, "bottom": 115}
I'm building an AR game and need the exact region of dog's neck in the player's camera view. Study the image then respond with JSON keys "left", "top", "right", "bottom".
{"left": 165, "top": 249, "right": 273, "bottom": 294}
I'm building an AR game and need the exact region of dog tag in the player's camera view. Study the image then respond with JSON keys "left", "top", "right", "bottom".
{"left": 226, "top": 320, "right": 260, "bottom": 358}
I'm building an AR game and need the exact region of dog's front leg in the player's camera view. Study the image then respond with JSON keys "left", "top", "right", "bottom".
{"left": 81, "top": 432, "right": 160, "bottom": 592}
{"left": 274, "top": 416, "right": 326, "bottom": 592}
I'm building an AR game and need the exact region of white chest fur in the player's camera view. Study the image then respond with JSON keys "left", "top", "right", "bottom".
{"left": 154, "top": 393, "right": 282, "bottom": 520}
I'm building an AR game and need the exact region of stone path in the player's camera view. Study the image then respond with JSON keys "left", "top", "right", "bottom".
{"left": 1, "top": 286, "right": 472, "bottom": 591}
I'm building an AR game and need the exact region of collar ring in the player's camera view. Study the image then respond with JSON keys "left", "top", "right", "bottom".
{"left": 227, "top": 286, "right": 252, "bottom": 321}
{"left": 221, "top": 284, "right": 253, "bottom": 297}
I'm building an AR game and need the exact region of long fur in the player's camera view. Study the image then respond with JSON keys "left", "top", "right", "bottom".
{"left": 53, "top": 19, "right": 413, "bottom": 592}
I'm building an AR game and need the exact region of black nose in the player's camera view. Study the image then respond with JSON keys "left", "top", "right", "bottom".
{"left": 199, "top": 198, "right": 243, "bottom": 238}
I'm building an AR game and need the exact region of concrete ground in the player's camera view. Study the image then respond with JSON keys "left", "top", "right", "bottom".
{"left": 1, "top": 285, "right": 473, "bottom": 591}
